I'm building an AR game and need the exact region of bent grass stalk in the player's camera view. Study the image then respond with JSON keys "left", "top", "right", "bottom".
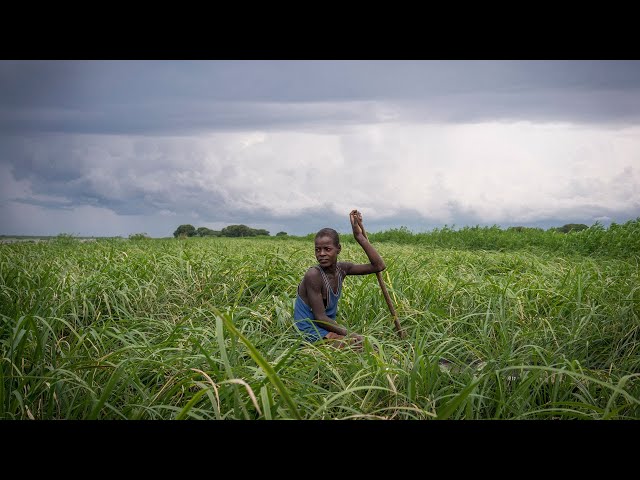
{"left": 217, "top": 308, "right": 301, "bottom": 419}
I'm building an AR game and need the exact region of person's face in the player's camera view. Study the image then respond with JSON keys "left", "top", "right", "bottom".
{"left": 315, "top": 235, "right": 340, "bottom": 267}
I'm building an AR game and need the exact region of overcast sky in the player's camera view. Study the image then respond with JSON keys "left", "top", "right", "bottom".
{"left": 1, "top": 60, "right": 639, "bottom": 237}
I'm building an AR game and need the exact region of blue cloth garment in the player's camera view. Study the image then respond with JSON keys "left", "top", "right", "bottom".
{"left": 293, "top": 265, "right": 345, "bottom": 342}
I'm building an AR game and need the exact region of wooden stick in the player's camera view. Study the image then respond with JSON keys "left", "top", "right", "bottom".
{"left": 356, "top": 217, "right": 406, "bottom": 339}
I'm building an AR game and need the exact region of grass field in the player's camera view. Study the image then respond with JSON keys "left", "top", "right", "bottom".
{"left": 1, "top": 221, "right": 639, "bottom": 419}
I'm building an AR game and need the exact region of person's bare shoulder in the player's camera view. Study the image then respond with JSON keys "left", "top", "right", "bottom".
{"left": 303, "top": 267, "right": 323, "bottom": 285}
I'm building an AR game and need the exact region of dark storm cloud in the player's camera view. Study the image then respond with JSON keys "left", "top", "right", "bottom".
{"left": 0, "top": 133, "right": 230, "bottom": 217}
{"left": 1, "top": 60, "right": 640, "bottom": 136}
{"left": 2, "top": 60, "right": 639, "bottom": 237}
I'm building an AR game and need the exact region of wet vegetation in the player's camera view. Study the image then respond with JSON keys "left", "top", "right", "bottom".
{"left": 1, "top": 220, "right": 639, "bottom": 419}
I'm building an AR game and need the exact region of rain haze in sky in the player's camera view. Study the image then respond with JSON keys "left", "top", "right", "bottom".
{"left": 1, "top": 60, "right": 639, "bottom": 237}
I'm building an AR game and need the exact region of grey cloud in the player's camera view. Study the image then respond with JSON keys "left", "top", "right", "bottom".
{"left": 1, "top": 60, "right": 640, "bottom": 135}
{"left": 4, "top": 60, "right": 640, "bottom": 105}
{"left": 0, "top": 100, "right": 382, "bottom": 135}
{"left": 13, "top": 197, "right": 75, "bottom": 210}
{"left": 1, "top": 134, "right": 228, "bottom": 217}
{"left": 1, "top": 59, "right": 639, "bottom": 238}
{"left": 398, "top": 89, "right": 640, "bottom": 125}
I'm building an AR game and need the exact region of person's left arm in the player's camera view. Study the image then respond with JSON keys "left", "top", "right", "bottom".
{"left": 340, "top": 210, "right": 386, "bottom": 276}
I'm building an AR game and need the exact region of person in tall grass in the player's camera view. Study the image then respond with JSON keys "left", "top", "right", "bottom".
{"left": 293, "top": 209, "right": 386, "bottom": 349}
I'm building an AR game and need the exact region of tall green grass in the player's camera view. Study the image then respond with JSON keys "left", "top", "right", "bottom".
{"left": 363, "top": 218, "right": 640, "bottom": 259}
{"left": 1, "top": 225, "right": 638, "bottom": 419}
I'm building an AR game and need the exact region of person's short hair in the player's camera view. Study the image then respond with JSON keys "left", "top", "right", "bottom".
{"left": 315, "top": 228, "right": 340, "bottom": 247}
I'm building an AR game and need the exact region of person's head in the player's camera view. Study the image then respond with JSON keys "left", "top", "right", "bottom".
{"left": 314, "top": 228, "right": 341, "bottom": 267}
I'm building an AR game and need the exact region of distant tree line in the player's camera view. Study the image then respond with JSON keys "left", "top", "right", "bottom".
{"left": 506, "top": 224, "right": 588, "bottom": 234}
{"left": 173, "top": 224, "right": 280, "bottom": 238}
{"left": 547, "top": 223, "right": 589, "bottom": 234}
{"left": 172, "top": 222, "right": 587, "bottom": 239}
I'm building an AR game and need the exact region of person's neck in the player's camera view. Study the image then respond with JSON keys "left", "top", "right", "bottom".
{"left": 320, "top": 263, "right": 337, "bottom": 274}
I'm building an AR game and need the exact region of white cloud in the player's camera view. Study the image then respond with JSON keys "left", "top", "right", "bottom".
{"left": 1, "top": 121, "right": 639, "bottom": 236}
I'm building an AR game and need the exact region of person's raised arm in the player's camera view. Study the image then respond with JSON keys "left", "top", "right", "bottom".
{"left": 341, "top": 210, "right": 385, "bottom": 275}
